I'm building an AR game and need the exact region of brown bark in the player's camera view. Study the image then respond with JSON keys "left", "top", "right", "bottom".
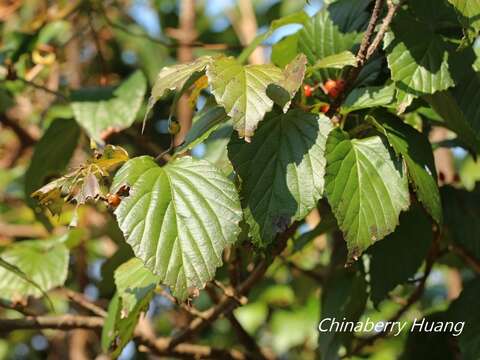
{"left": 174, "top": 0, "right": 197, "bottom": 147}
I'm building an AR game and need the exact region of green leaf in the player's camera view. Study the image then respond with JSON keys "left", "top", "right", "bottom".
{"left": 423, "top": 48, "right": 480, "bottom": 152}
{"left": 112, "top": 156, "right": 242, "bottom": 300}
{"left": 71, "top": 71, "right": 147, "bottom": 141}
{"left": 311, "top": 51, "right": 356, "bottom": 71}
{"left": 174, "top": 105, "right": 229, "bottom": 155}
{"left": 442, "top": 186, "right": 480, "bottom": 260}
{"left": 24, "top": 118, "right": 80, "bottom": 201}
{"left": 197, "top": 122, "right": 234, "bottom": 175}
{"left": 206, "top": 57, "right": 284, "bottom": 138}
{"left": 267, "top": 54, "right": 307, "bottom": 111}
{"left": 298, "top": 9, "right": 359, "bottom": 81}
{"left": 24, "top": 118, "right": 79, "bottom": 227}
{"left": 370, "top": 114, "right": 442, "bottom": 223}
{"left": 409, "top": 0, "right": 459, "bottom": 28}
{"left": 271, "top": 34, "right": 299, "bottom": 68}
{"left": 0, "top": 258, "right": 50, "bottom": 305}
{"left": 114, "top": 257, "right": 159, "bottom": 317}
{"left": 270, "top": 296, "right": 319, "bottom": 354}
{"left": 460, "top": 156, "right": 480, "bottom": 191}
{"left": 318, "top": 266, "right": 367, "bottom": 360}
{"left": 237, "top": 11, "right": 309, "bottom": 64}
{"left": 101, "top": 293, "right": 120, "bottom": 353}
{"left": 325, "top": 129, "right": 410, "bottom": 259}
{"left": 294, "top": 206, "right": 338, "bottom": 252}
{"left": 102, "top": 258, "right": 160, "bottom": 358}
{"left": 327, "top": 0, "right": 370, "bottom": 33}
{"left": 0, "top": 238, "right": 69, "bottom": 302}
{"left": 368, "top": 205, "right": 433, "bottom": 305}
{"left": 102, "top": 258, "right": 160, "bottom": 357}
{"left": 342, "top": 84, "right": 395, "bottom": 113}
{"left": 228, "top": 110, "right": 332, "bottom": 247}
{"left": 385, "top": 10, "right": 455, "bottom": 97}
{"left": 424, "top": 91, "right": 480, "bottom": 152}
{"left": 447, "top": 0, "right": 480, "bottom": 37}
{"left": 448, "top": 277, "right": 480, "bottom": 359}
{"left": 149, "top": 56, "right": 213, "bottom": 105}
{"left": 402, "top": 312, "right": 457, "bottom": 360}
{"left": 31, "top": 145, "right": 129, "bottom": 216}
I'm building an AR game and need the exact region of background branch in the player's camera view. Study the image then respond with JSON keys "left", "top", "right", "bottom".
{"left": 0, "top": 315, "right": 246, "bottom": 359}
{"left": 168, "top": 223, "right": 299, "bottom": 349}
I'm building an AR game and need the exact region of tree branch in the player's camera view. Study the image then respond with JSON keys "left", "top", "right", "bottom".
{"left": 168, "top": 223, "right": 299, "bottom": 349}
{"left": 12, "top": 77, "right": 68, "bottom": 101}
{"left": 205, "top": 283, "right": 272, "bottom": 360}
{"left": 0, "top": 315, "right": 246, "bottom": 359}
{"left": 449, "top": 243, "right": 480, "bottom": 274}
{"left": 0, "top": 114, "right": 38, "bottom": 147}
{"left": 329, "top": 0, "right": 402, "bottom": 116}
{"left": 365, "top": 0, "right": 403, "bottom": 60}
{"left": 0, "top": 315, "right": 104, "bottom": 331}
{"left": 356, "top": 0, "right": 385, "bottom": 68}
{"left": 61, "top": 289, "right": 107, "bottom": 318}
{"left": 136, "top": 333, "right": 246, "bottom": 360}
{"left": 345, "top": 233, "right": 440, "bottom": 357}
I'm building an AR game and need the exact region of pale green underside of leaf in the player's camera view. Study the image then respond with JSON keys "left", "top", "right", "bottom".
{"left": 369, "top": 205, "right": 433, "bottom": 305}
{"left": 71, "top": 71, "right": 147, "bottom": 141}
{"left": 150, "top": 56, "right": 213, "bottom": 103}
{"left": 325, "top": 129, "right": 410, "bottom": 258}
{"left": 114, "top": 257, "right": 159, "bottom": 316}
{"left": 385, "top": 12, "right": 454, "bottom": 96}
{"left": 112, "top": 156, "right": 242, "bottom": 300}
{"left": 0, "top": 239, "right": 68, "bottom": 301}
{"left": 228, "top": 110, "right": 332, "bottom": 247}
{"left": 206, "top": 57, "right": 284, "bottom": 138}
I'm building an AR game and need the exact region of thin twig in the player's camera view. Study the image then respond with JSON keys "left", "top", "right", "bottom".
{"left": 167, "top": 223, "right": 299, "bottom": 349}
{"left": 329, "top": 0, "right": 402, "bottom": 116}
{"left": 345, "top": 233, "right": 441, "bottom": 357}
{"left": 156, "top": 287, "right": 208, "bottom": 319}
{"left": 62, "top": 289, "right": 107, "bottom": 317}
{"left": 281, "top": 256, "right": 326, "bottom": 283}
{"left": 7, "top": 77, "right": 68, "bottom": 101}
{"left": 101, "top": 6, "right": 243, "bottom": 50}
{"left": 0, "top": 315, "right": 246, "bottom": 359}
{"left": 205, "top": 284, "right": 272, "bottom": 360}
{"left": 0, "top": 115, "right": 37, "bottom": 148}
{"left": 88, "top": 12, "right": 108, "bottom": 84}
{"left": 227, "top": 313, "right": 272, "bottom": 360}
{"left": 0, "top": 300, "right": 37, "bottom": 317}
{"left": 356, "top": 0, "right": 385, "bottom": 68}
{"left": 366, "top": 0, "right": 404, "bottom": 60}
{"left": 0, "top": 315, "right": 104, "bottom": 331}
{"left": 173, "top": 0, "right": 196, "bottom": 148}
{"left": 449, "top": 243, "right": 480, "bottom": 274}
{"left": 135, "top": 332, "right": 246, "bottom": 360}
